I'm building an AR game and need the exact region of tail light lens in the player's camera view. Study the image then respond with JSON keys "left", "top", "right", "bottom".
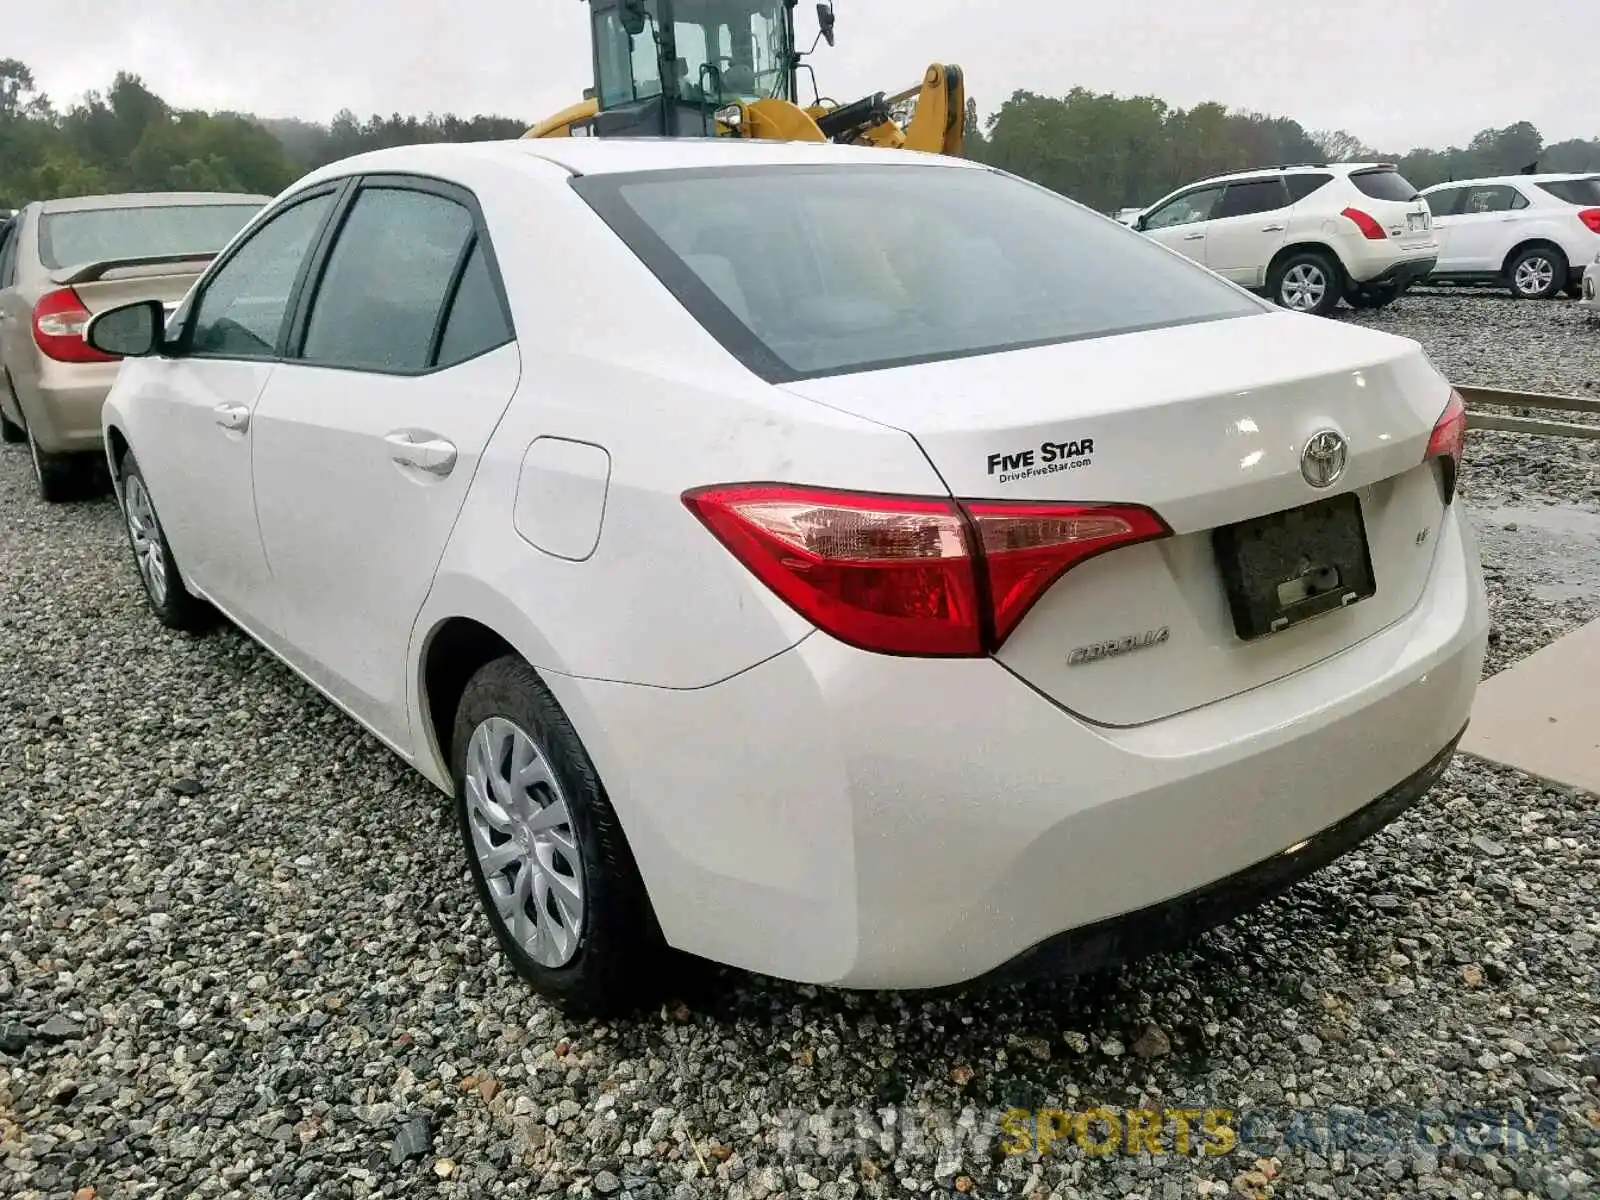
{"left": 1578, "top": 208, "right": 1600, "bottom": 234}
{"left": 1424, "top": 389, "right": 1467, "bottom": 505}
{"left": 33, "top": 288, "right": 118, "bottom": 364}
{"left": 1340, "top": 207, "right": 1388, "bottom": 240}
{"left": 682, "top": 483, "right": 1170, "bottom": 656}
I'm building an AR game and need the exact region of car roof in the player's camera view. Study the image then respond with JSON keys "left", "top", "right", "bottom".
{"left": 295, "top": 136, "right": 984, "bottom": 188}
{"left": 1175, "top": 161, "right": 1397, "bottom": 190}
{"left": 40, "top": 191, "right": 271, "bottom": 214}
{"left": 1420, "top": 172, "right": 1599, "bottom": 190}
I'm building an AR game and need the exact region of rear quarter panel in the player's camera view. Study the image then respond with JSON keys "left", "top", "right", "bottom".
{"left": 411, "top": 155, "right": 946, "bottom": 722}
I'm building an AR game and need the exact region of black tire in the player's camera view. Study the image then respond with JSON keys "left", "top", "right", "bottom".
{"left": 26, "top": 424, "right": 82, "bottom": 503}
{"left": 0, "top": 371, "right": 23, "bottom": 444}
{"left": 1346, "top": 282, "right": 1401, "bottom": 310}
{"left": 1268, "top": 250, "right": 1343, "bottom": 317}
{"left": 452, "top": 655, "right": 665, "bottom": 1016}
{"left": 1506, "top": 244, "right": 1567, "bottom": 300}
{"left": 117, "top": 451, "right": 209, "bottom": 631}
{"left": 1563, "top": 281, "right": 1584, "bottom": 300}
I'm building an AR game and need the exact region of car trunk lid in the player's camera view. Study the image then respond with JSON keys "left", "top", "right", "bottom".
{"left": 48, "top": 253, "right": 217, "bottom": 316}
{"left": 780, "top": 311, "right": 1455, "bottom": 726}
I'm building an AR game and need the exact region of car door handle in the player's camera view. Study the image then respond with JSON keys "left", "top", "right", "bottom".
{"left": 384, "top": 430, "right": 457, "bottom": 477}
{"left": 1182, "top": 232, "right": 1205, "bottom": 241}
{"left": 1260, "top": 224, "right": 1286, "bottom": 232}
{"left": 214, "top": 403, "right": 250, "bottom": 432}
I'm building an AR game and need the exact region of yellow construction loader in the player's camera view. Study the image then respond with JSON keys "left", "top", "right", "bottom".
{"left": 525, "top": 1, "right": 964, "bottom": 157}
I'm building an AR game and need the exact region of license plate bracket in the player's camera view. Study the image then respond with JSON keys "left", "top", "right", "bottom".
{"left": 1212, "top": 492, "right": 1376, "bottom": 641}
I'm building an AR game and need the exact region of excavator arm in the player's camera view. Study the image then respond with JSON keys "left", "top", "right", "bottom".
{"left": 806, "top": 65, "right": 965, "bottom": 157}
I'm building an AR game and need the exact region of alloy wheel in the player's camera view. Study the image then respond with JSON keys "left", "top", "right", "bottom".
{"left": 1514, "top": 256, "right": 1554, "bottom": 297}
{"left": 123, "top": 475, "right": 169, "bottom": 608}
{"left": 464, "top": 715, "right": 587, "bottom": 968}
{"left": 1280, "top": 264, "right": 1327, "bottom": 311}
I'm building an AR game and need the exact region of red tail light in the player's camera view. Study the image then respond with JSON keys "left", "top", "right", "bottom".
{"left": 33, "top": 288, "right": 118, "bottom": 364}
{"left": 1340, "top": 207, "right": 1388, "bottom": 240}
{"left": 1424, "top": 389, "right": 1467, "bottom": 505}
{"left": 1578, "top": 208, "right": 1600, "bottom": 234}
{"left": 681, "top": 483, "right": 1170, "bottom": 656}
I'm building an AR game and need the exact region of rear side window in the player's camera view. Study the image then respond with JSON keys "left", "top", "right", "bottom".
{"left": 1217, "top": 178, "right": 1291, "bottom": 218}
{"left": 1459, "top": 185, "right": 1527, "bottom": 214}
{"left": 1423, "top": 187, "right": 1464, "bottom": 217}
{"left": 1348, "top": 169, "right": 1420, "bottom": 202}
{"left": 435, "top": 241, "right": 514, "bottom": 367}
{"left": 300, "top": 187, "right": 476, "bottom": 373}
{"left": 1536, "top": 178, "right": 1600, "bottom": 205}
{"left": 1285, "top": 173, "right": 1334, "bottom": 202}
{"left": 573, "top": 164, "right": 1264, "bottom": 382}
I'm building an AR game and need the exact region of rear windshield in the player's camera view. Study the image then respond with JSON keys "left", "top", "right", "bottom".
{"left": 1536, "top": 178, "right": 1600, "bottom": 205}
{"left": 1348, "top": 169, "right": 1420, "bottom": 202}
{"left": 572, "top": 164, "right": 1264, "bottom": 381}
{"left": 37, "top": 202, "right": 263, "bottom": 270}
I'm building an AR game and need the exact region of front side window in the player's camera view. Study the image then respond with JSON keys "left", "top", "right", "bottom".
{"left": 593, "top": 1, "right": 790, "bottom": 107}
{"left": 1423, "top": 187, "right": 1463, "bottom": 217}
{"left": 37, "top": 202, "right": 263, "bottom": 271}
{"left": 574, "top": 164, "right": 1264, "bottom": 381}
{"left": 298, "top": 186, "right": 476, "bottom": 373}
{"left": 1143, "top": 186, "right": 1223, "bottom": 230}
{"left": 593, "top": 3, "right": 663, "bottom": 107}
{"left": 672, "top": 0, "right": 790, "bottom": 102}
{"left": 188, "top": 192, "right": 335, "bottom": 360}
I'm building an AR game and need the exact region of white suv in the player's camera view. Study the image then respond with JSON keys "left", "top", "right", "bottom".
{"left": 1418, "top": 173, "right": 1600, "bottom": 300}
{"left": 1134, "top": 163, "right": 1437, "bottom": 316}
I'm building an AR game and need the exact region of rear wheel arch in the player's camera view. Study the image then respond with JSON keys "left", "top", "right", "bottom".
{"left": 420, "top": 616, "right": 521, "bottom": 786}
{"left": 1502, "top": 239, "right": 1568, "bottom": 292}
{"left": 1267, "top": 240, "right": 1347, "bottom": 285}
{"left": 105, "top": 425, "right": 131, "bottom": 488}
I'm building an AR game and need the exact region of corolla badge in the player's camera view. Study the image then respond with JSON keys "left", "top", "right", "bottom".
{"left": 1300, "top": 429, "right": 1348, "bottom": 489}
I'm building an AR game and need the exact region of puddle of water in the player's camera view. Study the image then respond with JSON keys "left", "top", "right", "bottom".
{"left": 1468, "top": 503, "right": 1600, "bottom": 602}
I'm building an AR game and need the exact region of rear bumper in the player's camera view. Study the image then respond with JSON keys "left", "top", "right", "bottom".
{"left": 21, "top": 378, "right": 112, "bottom": 453}
{"left": 550, "top": 503, "right": 1489, "bottom": 989}
{"left": 991, "top": 727, "right": 1462, "bottom": 982}
{"left": 1360, "top": 256, "right": 1437, "bottom": 291}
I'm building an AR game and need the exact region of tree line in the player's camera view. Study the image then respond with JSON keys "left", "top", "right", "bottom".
{"left": 4, "top": 57, "right": 1599, "bottom": 215}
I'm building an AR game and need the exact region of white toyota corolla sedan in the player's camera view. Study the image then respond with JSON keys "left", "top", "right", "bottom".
{"left": 87, "top": 138, "right": 1488, "bottom": 1013}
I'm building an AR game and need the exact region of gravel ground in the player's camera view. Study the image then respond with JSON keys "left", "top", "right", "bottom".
{"left": 3, "top": 294, "right": 1599, "bottom": 1200}
{"left": 1344, "top": 291, "right": 1600, "bottom": 676}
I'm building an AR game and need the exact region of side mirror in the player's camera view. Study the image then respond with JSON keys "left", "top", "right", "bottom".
{"left": 620, "top": 0, "right": 646, "bottom": 37}
{"left": 85, "top": 300, "right": 163, "bottom": 359}
{"left": 816, "top": 2, "right": 836, "bottom": 46}
{"left": 1133, "top": 214, "right": 1148, "bottom": 232}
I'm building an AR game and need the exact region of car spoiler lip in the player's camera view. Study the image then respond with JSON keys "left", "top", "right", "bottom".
{"left": 48, "top": 251, "right": 219, "bottom": 286}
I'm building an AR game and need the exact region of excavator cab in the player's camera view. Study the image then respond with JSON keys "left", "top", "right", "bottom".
{"left": 527, "top": 0, "right": 965, "bottom": 157}
{"left": 572, "top": 0, "right": 801, "bottom": 139}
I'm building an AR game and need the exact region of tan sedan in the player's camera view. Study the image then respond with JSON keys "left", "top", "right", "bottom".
{"left": 0, "top": 191, "right": 267, "bottom": 500}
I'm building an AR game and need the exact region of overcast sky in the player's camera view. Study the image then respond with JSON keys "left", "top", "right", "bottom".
{"left": 6, "top": 0, "right": 1598, "bottom": 151}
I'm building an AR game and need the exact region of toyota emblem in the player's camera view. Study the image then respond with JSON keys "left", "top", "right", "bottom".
{"left": 1300, "top": 429, "right": 1348, "bottom": 489}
